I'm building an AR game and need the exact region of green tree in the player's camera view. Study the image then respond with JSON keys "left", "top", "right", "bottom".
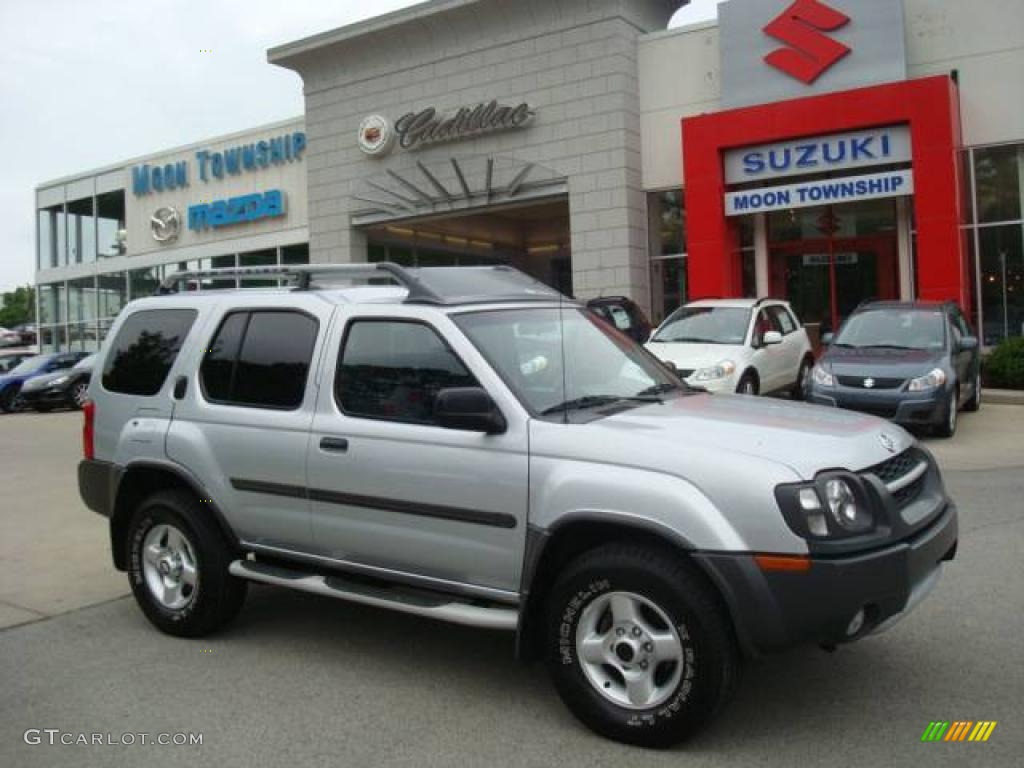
{"left": 0, "top": 285, "right": 36, "bottom": 327}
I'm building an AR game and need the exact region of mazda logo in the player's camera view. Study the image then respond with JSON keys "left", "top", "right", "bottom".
{"left": 151, "top": 207, "right": 181, "bottom": 243}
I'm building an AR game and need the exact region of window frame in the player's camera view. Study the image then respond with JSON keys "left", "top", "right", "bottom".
{"left": 333, "top": 316, "right": 484, "bottom": 428}
{"left": 198, "top": 307, "right": 320, "bottom": 412}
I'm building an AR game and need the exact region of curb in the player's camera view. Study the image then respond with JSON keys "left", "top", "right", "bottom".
{"left": 984, "top": 389, "right": 1024, "bottom": 406}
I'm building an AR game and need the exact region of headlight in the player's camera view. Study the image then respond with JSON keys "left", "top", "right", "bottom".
{"left": 907, "top": 367, "right": 947, "bottom": 392}
{"left": 50, "top": 375, "right": 70, "bottom": 386}
{"left": 811, "top": 364, "right": 834, "bottom": 387}
{"left": 775, "top": 473, "right": 875, "bottom": 539}
{"left": 693, "top": 360, "right": 736, "bottom": 382}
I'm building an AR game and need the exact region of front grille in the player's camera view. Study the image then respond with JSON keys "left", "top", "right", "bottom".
{"left": 837, "top": 376, "right": 905, "bottom": 390}
{"left": 862, "top": 448, "right": 929, "bottom": 508}
{"left": 866, "top": 448, "right": 920, "bottom": 485}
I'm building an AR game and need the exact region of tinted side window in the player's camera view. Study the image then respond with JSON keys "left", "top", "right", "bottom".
{"left": 337, "top": 320, "right": 478, "bottom": 425}
{"left": 200, "top": 311, "right": 318, "bottom": 409}
{"left": 102, "top": 310, "right": 197, "bottom": 396}
{"left": 200, "top": 312, "right": 248, "bottom": 402}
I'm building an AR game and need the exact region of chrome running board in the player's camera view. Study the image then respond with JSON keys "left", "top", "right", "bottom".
{"left": 229, "top": 559, "right": 518, "bottom": 631}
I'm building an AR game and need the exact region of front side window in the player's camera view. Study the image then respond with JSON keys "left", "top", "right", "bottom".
{"left": 337, "top": 320, "right": 478, "bottom": 425}
{"left": 653, "top": 307, "right": 752, "bottom": 346}
{"left": 835, "top": 309, "right": 947, "bottom": 352}
{"left": 769, "top": 305, "right": 798, "bottom": 335}
{"left": 455, "top": 308, "right": 682, "bottom": 421}
{"left": 102, "top": 310, "right": 197, "bottom": 396}
{"left": 200, "top": 311, "right": 318, "bottom": 409}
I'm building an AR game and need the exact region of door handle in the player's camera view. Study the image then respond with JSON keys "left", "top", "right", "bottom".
{"left": 320, "top": 437, "right": 349, "bottom": 453}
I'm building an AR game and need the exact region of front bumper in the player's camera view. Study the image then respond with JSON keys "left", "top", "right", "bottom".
{"left": 19, "top": 385, "right": 72, "bottom": 408}
{"left": 806, "top": 384, "right": 948, "bottom": 426}
{"left": 695, "top": 501, "right": 958, "bottom": 655}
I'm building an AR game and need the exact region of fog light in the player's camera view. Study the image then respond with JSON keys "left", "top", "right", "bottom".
{"left": 846, "top": 609, "right": 866, "bottom": 637}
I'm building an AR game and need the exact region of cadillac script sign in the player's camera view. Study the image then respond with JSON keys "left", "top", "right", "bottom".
{"left": 358, "top": 100, "right": 535, "bottom": 156}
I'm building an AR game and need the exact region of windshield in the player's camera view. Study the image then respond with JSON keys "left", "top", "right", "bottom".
{"left": 9, "top": 355, "right": 52, "bottom": 375}
{"left": 651, "top": 307, "right": 750, "bottom": 345}
{"left": 454, "top": 308, "right": 684, "bottom": 420}
{"left": 835, "top": 309, "right": 947, "bottom": 351}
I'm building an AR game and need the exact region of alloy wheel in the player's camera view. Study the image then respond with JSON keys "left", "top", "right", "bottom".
{"left": 72, "top": 381, "right": 89, "bottom": 408}
{"left": 575, "top": 591, "right": 685, "bottom": 710}
{"left": 141, "top": 524, "right": 199, "bottom": 611}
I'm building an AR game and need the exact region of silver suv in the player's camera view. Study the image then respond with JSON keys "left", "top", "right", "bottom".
{"left": 78, "top": 264, "right": 958, "bottom": 748}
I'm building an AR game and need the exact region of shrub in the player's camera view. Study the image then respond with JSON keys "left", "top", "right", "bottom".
{"left": 985, "top": 336, "right": 1024, "bottom": 390}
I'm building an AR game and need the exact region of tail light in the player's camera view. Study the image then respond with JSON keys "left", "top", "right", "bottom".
{"left": 82, "top": 400, "right": 95, "bottom": 460}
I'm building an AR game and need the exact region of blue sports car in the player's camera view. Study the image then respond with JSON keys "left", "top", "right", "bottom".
{"left": 0, "top": 352, "right": 88, "bottom": 413}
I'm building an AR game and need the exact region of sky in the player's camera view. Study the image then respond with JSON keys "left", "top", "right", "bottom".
{"left": 0, "top": 0, "right": 725, "bottom": 293}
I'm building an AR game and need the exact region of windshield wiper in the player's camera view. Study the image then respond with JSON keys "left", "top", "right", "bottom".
{"left": 635, "top": 382, "right": 682, "bottom": 397}
{"left": 541, "top": 394, "right": 662, "bottom": 416}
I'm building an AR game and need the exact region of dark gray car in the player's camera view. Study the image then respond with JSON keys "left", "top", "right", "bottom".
{"left": 805, "top": 301, "right": 981, "bottom": 437}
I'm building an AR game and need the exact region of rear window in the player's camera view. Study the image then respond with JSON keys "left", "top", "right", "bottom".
{"left": 102, "top": 310, "right": 197, "bottom": 396}
{"left": 200, "top": 310, "right": 318, "bottom": 410}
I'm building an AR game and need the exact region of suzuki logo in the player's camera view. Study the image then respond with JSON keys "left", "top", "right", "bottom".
{"left": 763, "top": 0, "right": 852, "bottom": 84}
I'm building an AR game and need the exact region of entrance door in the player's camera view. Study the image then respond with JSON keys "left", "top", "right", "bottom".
{"left": 768, "top": 202, "right": 901, "bottom": 335}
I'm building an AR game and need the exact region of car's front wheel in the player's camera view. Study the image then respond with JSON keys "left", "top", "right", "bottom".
{"left": 792, "top": 357, "right": 814, "bottom": 400}
{"left": 963, "top": 371, "right": 981, "bottom": 413}
{"left": 545, "top": 544, "right": 739, "bottom": 748}
{"left": 935, "top": 388, "right": 959, "bottom": 438}
{"left": 736, "top": 372, "right": 759, "bottom": 396}
{"left": 70, "top": 380, "right": 90, "bottom": 410}
{"left": 127, "top": 490, "right": 247, "bottom": 637}
{"left": 0, "top": 386, "right": 20, "bottom": 413}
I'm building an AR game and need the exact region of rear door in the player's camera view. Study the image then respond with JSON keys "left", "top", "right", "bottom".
{"left": 165, "top": 297, "right": 334, "bottom": 552}
{"left": 306, "top": 307, "right": 529, "bottom": 598}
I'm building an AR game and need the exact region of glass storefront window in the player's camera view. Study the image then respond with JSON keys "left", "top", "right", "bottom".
{"left": 38, "top": 208, "right": 57, "bottom": 270}
{"left": 56, "top": 207, "right": 67, "bottom": 267}
{"left": 978, "top": 224, "right": 1024, "bottom": 344}
{"left": 129, "top": 266, "right": 163, "bottom": 299}
{"left": 66, "top": 197, "right": 96, "bottom": 264}
{"left": 650, "top": 258, "right": 686, "bottom": 325}
{"left": 97, "top": 272, "right": 126, "bottom": 345}
{"left": 974, "top": 145, "right": 1023, "bottom": 224}
{"left": 239, "top": 248, "right": 277, "bottom": 287}
{"left": 648, "top": 190, "right": 685, "bottom": 257}
{"left": 97, "top": 190, "right": 126, "bottom": 258}
{"left": 281, "top": 243, "right": 309, "bottom": 265}
{"left": 38, "top": 283, "right": 64, "bottom": 325}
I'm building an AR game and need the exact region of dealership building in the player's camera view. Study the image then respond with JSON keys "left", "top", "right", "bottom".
{"left": 35, "top": 0, "right": 1024, "bottom": 351}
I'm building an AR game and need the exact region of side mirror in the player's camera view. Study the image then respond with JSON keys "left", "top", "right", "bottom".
{"left": 821, "top": 333, "right": 834, "bottom": 346}
{"left": 762, "top": 331, "right": 784, "bottom": 346}
{"left": 435, "top": 387, "right": 507, "bottom": 434}
{"left": 958, "top": 336, "right": 979, "bottom": 352}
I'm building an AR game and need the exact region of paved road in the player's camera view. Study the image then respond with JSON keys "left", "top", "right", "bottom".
{"left": 0, "top": 408, "right": 1021, "bottom": 766}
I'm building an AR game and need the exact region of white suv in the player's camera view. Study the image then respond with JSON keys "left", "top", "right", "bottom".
{"left": 646, "top": 299, "right": 814, "bottom": 397}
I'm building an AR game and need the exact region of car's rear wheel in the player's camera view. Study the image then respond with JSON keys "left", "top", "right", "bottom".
{"left": 545, "top": 544, "right": 739, "bottom": 748}
{"left": 127, "top": 489, "right": 247, "bottom": 637}
{"left": 963, "top": 371, "right": 981, "bottom": 412}
{"left": 736, "top": 372, "right": 759, "bottom": 396}
{"left": 935, "top": 388, "right": 959, "bottom": 438}
{"left": 70, "top": 380, "right": 90, "bottom": 410}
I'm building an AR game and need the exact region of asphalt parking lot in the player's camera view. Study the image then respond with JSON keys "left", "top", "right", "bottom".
{"left": 1, "top": 406, "right": 1021, "bottom": 767}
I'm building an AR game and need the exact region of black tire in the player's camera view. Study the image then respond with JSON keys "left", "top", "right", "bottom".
{"left": 963, "top": 370, "right": 981, "bottom": 413}
{"left": 545, "top": 544, "right": 740, "bottom": 748}
{"left": 126, "top": 489, "right": 247, "bottom": 637}
{"left": 792, "top": 357, "right": 814, "bottom": 400}
{"left": 0, "top": 385, "right": 20, "bottom": 413}
{"left": 736, "top": 372, "right": 759, "bottom": 396}
{"left": 934, "top": 388, "right": 959, "bottom": 438}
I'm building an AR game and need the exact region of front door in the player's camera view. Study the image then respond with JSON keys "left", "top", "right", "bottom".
{"left": 306, "top": 310, "right": 529, "bottom": 598}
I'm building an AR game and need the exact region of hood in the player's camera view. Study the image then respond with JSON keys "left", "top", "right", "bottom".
{"left": 645, "top": 342, "right": 742, "bottom": 373}
{"left": 537, "top": 393, "right": 913, "bottom": 481}
{"left": 821, "top": 345, "right": 946, "bottom": 380}
{"left": 20, "top": 370, "right": 70, "bottom": 391}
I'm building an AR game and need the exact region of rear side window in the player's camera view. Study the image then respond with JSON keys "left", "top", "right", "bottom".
{"left": 102, "top": 309, "right": 197, "bottom": 396}
{"left": 200, "top": 310, "right": 318, "bottom": 409}
{"left": 336, "top": 320, "right": 478, "bottom": 425}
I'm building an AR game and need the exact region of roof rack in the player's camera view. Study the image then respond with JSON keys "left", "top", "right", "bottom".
{"left": 157, "top": 262, "right": 443, "bottom": 302}
{"left": 156, "top": 262, "right": 567, "bottom": 306}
